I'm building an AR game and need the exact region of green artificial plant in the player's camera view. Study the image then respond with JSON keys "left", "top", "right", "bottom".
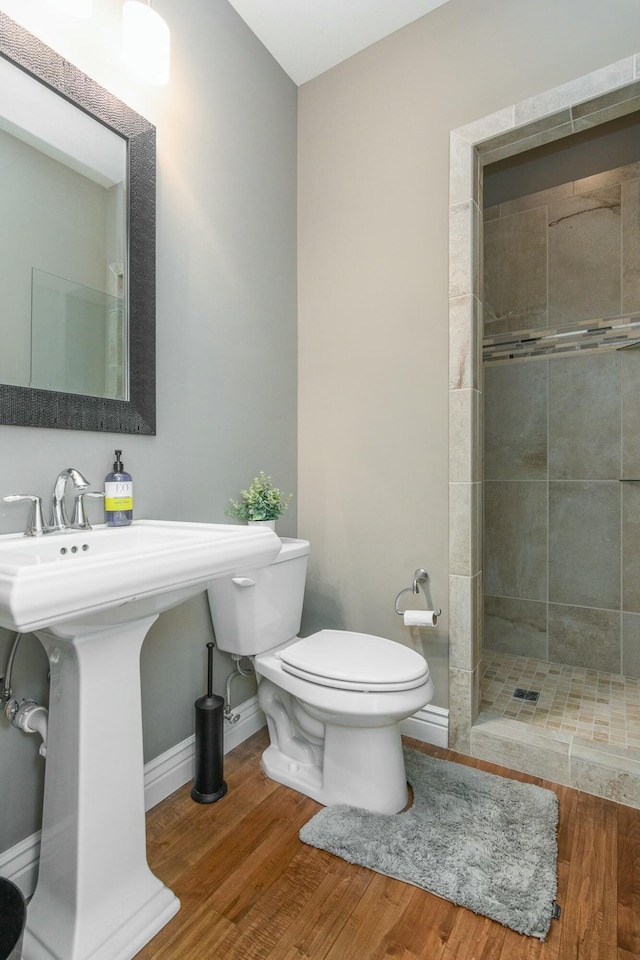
{"left": 226, "top": 471, "right": 293, "bottom": 522}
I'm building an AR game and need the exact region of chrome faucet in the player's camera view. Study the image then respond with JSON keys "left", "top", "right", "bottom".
{"left": 50, "top": 468, "right": 91, "bottom": 532}
{"left": 2, "top": 467, "right": 103, "bottom": 537}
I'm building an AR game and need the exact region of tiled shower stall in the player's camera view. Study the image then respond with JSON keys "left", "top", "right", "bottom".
{"left": 483, "top": 162, "right": 640, "bottom": 680}
{"left": 448, "top": 54, "right": 640, "bottom": 807}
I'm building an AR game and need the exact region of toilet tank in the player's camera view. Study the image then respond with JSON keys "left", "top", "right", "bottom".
{"left": 206, "top": 537, "right": 309, "bottom": 655}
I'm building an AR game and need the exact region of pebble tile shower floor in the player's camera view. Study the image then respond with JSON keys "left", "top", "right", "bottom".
{"left": 481, "top": 652, "right": 640, "bottom": 751}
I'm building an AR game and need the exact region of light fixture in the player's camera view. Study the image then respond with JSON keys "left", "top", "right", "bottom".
{"left": 52, "top": 0, "right": 93, "bottom": 16}
{"left": 122, "top": 0, "right": 170, "bottom": 85}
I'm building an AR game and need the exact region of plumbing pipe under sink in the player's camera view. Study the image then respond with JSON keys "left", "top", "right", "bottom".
{"left": 12, "top": 699, "right": 48, "bottom": 757}
{"left": 1, "top": 631, "right": 49, "bottom": 757}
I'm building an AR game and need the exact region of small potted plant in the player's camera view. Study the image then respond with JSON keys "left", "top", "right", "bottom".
{"left": 226, "top": 471, "right": 293, "bottom": 529}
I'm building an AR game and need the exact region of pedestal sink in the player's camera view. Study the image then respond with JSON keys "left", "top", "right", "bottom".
{"left": 0, "top": 520, "right": 281, "bottom": 960}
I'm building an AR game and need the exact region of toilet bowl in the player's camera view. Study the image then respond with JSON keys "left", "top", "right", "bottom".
{"left": 206, "top": 538, "right": 434, "bottom": 814}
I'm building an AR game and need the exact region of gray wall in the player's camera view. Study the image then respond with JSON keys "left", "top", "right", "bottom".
{"left": 0, "top": 0, "right": 297, "bottom": 854}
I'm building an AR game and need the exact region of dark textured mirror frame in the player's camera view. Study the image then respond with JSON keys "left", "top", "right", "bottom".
{"left": 0, "top": 13, "right": 156, "bottom": 434}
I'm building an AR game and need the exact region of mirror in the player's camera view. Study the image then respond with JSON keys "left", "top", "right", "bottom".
{"left": 0, "top": 13, "right": 156, "bottom": 433}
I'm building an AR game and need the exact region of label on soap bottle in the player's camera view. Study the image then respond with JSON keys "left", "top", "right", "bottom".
{"left": 104, "top": 480, "right": 133, "bottom": 511}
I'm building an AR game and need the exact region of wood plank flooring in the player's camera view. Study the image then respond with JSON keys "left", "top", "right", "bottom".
{"left": 135, "top": 730, "right": 640, "bottom": 960}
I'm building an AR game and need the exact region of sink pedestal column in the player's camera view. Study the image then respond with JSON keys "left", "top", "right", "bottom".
{"left": 24, "top": 616, "right": 180, "bottom": 960}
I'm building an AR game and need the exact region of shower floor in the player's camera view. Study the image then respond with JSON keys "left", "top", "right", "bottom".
{"left": 480, "top": 651, "right": 640, "bottom": 751}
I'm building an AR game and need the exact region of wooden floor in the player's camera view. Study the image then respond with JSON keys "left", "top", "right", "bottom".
{"left": 135, "top": 730, "right": 640, "bottom": 960}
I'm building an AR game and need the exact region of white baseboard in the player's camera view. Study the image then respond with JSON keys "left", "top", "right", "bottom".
{"left": 0, "top": 829, "right": 41, "bottom": 899}
{"left": 0, "top": 695, "right": 266, "bottom": 899}
{"left": 400, "top": 703, "right": 449, "bottom": 748}
{"left": 1, "top": 699, "right": 448, "bottom": 899}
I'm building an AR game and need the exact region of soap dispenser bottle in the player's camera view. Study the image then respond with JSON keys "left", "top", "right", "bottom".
{"left": 104, "top": 450, "right": 133, "bottom": 527}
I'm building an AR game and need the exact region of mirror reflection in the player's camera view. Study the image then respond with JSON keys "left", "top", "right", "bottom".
{"left": 0, "top": 56, "right": 128, "bottom": 401}
{"left": 0, "top": 11, "right": 156, "bottom": 434}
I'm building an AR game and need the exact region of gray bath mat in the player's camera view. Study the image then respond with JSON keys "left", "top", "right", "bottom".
{"left": 299, "top": 748, "right": 558, "bottom": 939}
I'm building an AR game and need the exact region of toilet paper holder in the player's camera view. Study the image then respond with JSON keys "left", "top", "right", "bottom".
{"left": 394, "top": 568, "right": 441, "bottom": 619}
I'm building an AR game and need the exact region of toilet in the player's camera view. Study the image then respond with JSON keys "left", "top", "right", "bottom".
{"left": 206, "top": 538, "right": 434, "bottom": 814}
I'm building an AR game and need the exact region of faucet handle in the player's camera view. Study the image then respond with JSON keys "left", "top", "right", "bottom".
{"left": 2, "top": 494, "right": 47, "bottom": 537}
{"left": 71, "top": 491, "right": 104, "bottom": 530}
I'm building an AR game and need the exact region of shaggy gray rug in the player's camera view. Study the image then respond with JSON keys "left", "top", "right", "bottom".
{"left": 299, "top": 748, "right": 558, "bottom": 939}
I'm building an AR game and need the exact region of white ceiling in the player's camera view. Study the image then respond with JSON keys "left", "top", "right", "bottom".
{"left": 225, "top": 0, "right": 452, "bottom": 86}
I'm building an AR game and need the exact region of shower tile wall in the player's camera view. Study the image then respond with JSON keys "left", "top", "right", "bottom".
{"left": 484, "top": 161, "right": 640, "bottom": 336}
{"left": 483, "top": 163, "right": 640, "bottom": 679}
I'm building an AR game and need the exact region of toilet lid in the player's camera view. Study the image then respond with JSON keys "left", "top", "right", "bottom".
{"left": 276, "top": 630, "right": 430, "bottom": 692}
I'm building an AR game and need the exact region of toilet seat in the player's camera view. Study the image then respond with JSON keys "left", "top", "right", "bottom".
{"left": 275, "top": 629, "right": 430, "bottom": 692}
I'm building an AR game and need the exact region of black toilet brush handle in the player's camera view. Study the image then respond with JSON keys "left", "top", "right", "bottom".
{"left": 206, "top": 641, "right": 214, "bottom": 698}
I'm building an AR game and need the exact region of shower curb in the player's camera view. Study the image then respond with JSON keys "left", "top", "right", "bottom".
{"left": 471, "top": 713, "right": 640, "bottom": 810}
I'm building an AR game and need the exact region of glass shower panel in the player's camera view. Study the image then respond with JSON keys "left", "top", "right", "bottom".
{"left": 31, "top": 267, "right": 126, "bottom": 400}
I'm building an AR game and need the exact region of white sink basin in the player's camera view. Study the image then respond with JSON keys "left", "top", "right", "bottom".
{"left": 0, "top": 519, "right": 281, "bottom": 960}
{"left": 0, "top": 519, "right": 281, "bottom": 633}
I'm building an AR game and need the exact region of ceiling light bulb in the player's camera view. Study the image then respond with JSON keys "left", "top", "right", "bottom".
{"left": 122, "top": 1, "right": 170, "bottom": 85}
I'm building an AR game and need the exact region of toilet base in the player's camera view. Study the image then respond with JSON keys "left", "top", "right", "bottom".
{"left": 261, "top": 720, "right": 409, "bottom": 814}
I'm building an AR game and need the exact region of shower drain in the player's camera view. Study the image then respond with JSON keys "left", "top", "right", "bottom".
{"left": 513, "top": 687, "right": 540, "bottom": 703}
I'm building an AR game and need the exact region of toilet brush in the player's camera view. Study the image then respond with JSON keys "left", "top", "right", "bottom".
{"left": 191, "top": 641, "right": 228, "bottom": 803}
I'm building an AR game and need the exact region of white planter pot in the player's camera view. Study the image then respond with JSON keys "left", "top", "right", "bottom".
{"left": 247, "top": 519, "right": 276, "bottom": 530}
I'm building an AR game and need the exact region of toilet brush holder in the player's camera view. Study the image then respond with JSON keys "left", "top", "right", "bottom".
{"left": 191, "top": 642, "right": 228, "bottom": 804}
